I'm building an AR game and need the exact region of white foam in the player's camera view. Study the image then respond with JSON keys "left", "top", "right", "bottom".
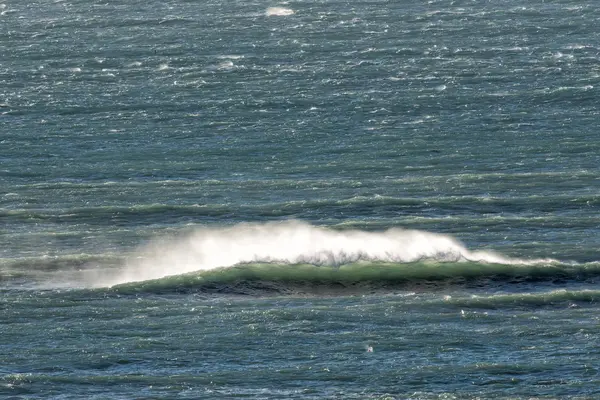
{"left": 97, "top": 221, "right": 555, "bottom": 287}
{"left": 1, "top": 8, "right": 16, "bottom": 16}
{"left": 217, "top": 55, "right": 245, "bottom": 60}
{"left": 266, "top": 7, "right": 294, "bottom": 16}
{"left": 218, "top": 60, "right": 234, "bottom": 70}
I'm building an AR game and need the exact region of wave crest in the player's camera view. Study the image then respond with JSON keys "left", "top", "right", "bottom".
{"left": 265, "top": 7, "right": 294, "bottom": 16}
{"left": 97, "top": 221, "right": 555, "bottom": 287}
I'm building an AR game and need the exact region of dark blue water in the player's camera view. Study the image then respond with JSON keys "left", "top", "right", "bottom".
{"left": 2, "top": 0, "right": 600, "bottom": 398}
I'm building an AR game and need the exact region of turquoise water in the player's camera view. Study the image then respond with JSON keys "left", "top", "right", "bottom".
{"left": 2, "top": 0, "right": 600, "bottom": 398}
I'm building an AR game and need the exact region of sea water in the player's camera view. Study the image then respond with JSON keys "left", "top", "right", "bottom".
{"left": 2, "top": 0, "right": 600, "bottom": 398}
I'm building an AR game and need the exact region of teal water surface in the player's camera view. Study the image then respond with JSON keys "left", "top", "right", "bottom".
{"left": 2, "top": 0, "right": 600, "bottom": 398}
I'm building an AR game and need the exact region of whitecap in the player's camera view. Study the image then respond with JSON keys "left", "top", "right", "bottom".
{"left": 266, "top": 7, "right": 294, "bottom": 16}
{"left": 216, "top": 55, "right": 245, "bottom": 60}
{"left": 96, "top": 220, "right": 558, "bottom": 287}
{"left": 218, "top": 60, "right": 234, "bottom": 70}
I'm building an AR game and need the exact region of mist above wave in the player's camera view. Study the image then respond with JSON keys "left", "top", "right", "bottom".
{"left": 95, "top": 221, "right": 554, "bottom": 287}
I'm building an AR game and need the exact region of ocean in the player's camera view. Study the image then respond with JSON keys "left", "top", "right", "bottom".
{"left": 2, "top": 0, "right": 600, "bottom": 398}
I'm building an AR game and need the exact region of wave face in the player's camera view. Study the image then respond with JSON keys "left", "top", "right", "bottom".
{"left": 109, "top": 261, "right": 600, "bottom": 296}
{"left": 94, "top": 221, "right": 557, "bottom": 289}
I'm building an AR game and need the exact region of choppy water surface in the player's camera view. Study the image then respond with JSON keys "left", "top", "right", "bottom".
{"left": 2, "top": 0, "right": 600, "bottom": 398}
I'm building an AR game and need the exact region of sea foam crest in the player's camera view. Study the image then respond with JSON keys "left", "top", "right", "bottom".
{"left": 99, "top": 221, "right": 552, "bottom": 287}
{"left": 266, "top": 7, "right": 294, "bottom": 16}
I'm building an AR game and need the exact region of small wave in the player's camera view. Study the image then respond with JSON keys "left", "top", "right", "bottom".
{"left": 266, "top": 7, "right": 294, "bottom": 16}
{"left": 218, "top": 60, "right": 235, "bottom": 70}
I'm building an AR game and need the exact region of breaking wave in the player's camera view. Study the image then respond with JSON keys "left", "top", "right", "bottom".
{"left": 91, "top": 220, "right": 559, "bottom": 289}
{"left": 9, "top": 221, "right": 596, "bottom": 295}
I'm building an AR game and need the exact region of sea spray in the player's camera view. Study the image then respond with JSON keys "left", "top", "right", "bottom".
{"left": 96, "top": 221, "right": 556, "bottom": 287}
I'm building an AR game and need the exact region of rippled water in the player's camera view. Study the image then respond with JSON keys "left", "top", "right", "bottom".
{"left": 2, "top": 0, "right": 600, "bottom": 398}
